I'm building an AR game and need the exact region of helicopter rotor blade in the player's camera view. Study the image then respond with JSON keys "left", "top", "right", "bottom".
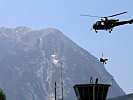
{"left": 80, "top": 14, "right": 101, "bottom": 18}
{"left": 81, "top": 11, "right": 127, "bottom": 19}
{"left": 106, "top": 11, "right": 127, "bottom": 18}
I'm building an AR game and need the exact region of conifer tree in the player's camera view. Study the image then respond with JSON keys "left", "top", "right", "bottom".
{"left": 0, "top": 89, "right": 6, "bottom": 100}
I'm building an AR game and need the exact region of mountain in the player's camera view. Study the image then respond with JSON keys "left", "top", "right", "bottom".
{"left": 108, "top": 93, "right": 133, "bottom": 100}
{"left": 0, "top": 27, "right": 125, "bottom": 100}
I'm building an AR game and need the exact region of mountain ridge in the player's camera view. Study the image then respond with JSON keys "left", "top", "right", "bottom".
{"left": 0, "top": 27, "right": 125, "bottom": 100}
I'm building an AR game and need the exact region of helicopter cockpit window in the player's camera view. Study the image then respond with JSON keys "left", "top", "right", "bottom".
{"left": 96, "top": 22, "right": 100, "bottom": 25}
{"left": 101, "top": 22, "right": 104, "bottom": 25}
{"left": 96, "top": 21, "right": 104, "bottom": 25}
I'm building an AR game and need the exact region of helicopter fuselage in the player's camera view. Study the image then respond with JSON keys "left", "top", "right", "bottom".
{"left": 93, "top": 19, "right": 133, "bottom": 33}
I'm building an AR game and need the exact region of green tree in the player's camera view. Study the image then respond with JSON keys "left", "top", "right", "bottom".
{"left": 0, "top": 89, "right": 6, "bottom": 100}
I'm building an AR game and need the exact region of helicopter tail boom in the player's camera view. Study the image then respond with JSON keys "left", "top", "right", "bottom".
{"left": 113, "top": 19, "right": 133, "bottom": 27}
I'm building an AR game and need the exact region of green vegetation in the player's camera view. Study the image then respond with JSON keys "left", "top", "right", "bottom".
{"left": 0, "top": 89, "right": 6, "bottom": 100}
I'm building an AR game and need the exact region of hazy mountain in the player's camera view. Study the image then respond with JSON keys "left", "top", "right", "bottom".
{"left": 0, "top": 27, "right": 125, "bottom": 100}
{"left": 108, "top": 93, "right": 133, "bottom": 100}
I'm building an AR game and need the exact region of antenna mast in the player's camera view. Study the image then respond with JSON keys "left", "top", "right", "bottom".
{"left": 55, "top": 82, "right": 56, "bottom": 100}
{"left": 60, "top": 62, "right": 63, "bottom": 100}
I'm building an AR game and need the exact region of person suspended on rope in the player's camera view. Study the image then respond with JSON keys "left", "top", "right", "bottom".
{"left": 100, "top": 58, "right": 108, "bottom": 64}
{"left": 100, "top": 53, "right": 108, "bottom": 65}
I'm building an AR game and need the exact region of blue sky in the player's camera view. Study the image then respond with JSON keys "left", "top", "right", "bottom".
{"left": 0, "top": 0, "right": 133, "bottom": 94}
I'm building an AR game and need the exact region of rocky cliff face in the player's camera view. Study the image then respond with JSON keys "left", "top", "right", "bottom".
{"left": 108, "top": 93, "right": 133, "bottom": 100}
{"left": 0, "top": 27, "right": 125, "bottom": 100}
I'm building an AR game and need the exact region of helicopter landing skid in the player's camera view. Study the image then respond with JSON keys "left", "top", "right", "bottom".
{"left": 94, "top": 29, "right": 112, "bottom": 33}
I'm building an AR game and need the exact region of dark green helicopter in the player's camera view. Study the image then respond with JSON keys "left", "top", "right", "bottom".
{"left": 81, "top": 12, "right": 133, "bottom": 33}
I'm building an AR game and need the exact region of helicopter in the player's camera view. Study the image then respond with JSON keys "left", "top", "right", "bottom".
{"left": 99, "top": 53, "right": 108, "bottom": 65}
{"left": 81, "top": 11, "right": 133, "bottom": 33}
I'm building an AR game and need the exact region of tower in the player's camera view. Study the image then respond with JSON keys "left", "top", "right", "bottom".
{"left": 73, "top": 84, "right": 111, "bottom": 100}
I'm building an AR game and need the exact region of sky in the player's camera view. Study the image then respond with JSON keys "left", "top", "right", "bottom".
{"left": 0, "top": 0, "right": 133, "bottom": 94}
